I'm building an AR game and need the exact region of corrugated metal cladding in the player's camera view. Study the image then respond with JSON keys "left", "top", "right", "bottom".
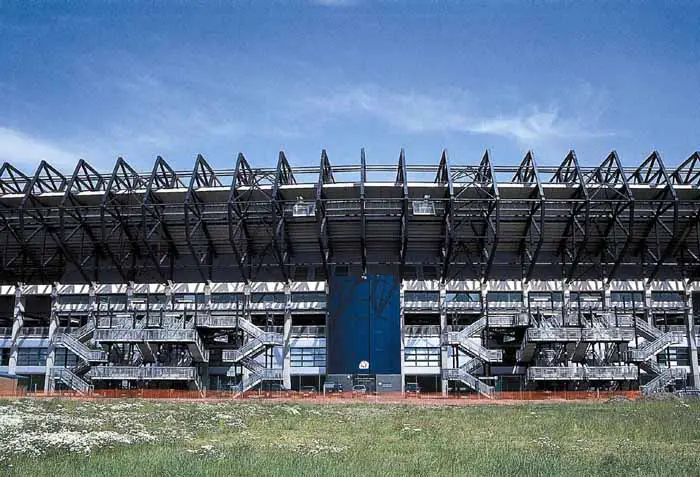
{"left": 327, "top": 275, "right": 401, "bottom": 375}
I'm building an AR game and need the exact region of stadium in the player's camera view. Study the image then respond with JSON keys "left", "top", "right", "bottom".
{"left": 1, "top": 148, "right": 699, "bottom": 399}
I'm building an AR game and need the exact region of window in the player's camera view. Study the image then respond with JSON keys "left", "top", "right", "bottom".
{"left": 97, "top": 295, "right": 127, "bottom": 306}
{"left": 290, "top": 348, "right": 326, "bottom": 367}
{"left": 445, "top": 292, "right": 481, "bottom": 303}
{"left": 59, "top": 295, "right": 90, "bottom": 305}
{"left": 570, "top": 292, "right": 603, "bottom": 307}
{"left": 211, "top": 293, "right": 243, "bottom": 305}
{"left": 0, "top": 348, "right": 9, "bottom": 366}
{"left": 658, "top": 347, "right": 690, "bottom": 366}
{"left": 487, "top": 292, "right": 523, "bottom": 304}
{"left": 173, "top": 294, "right": 205, "bottom": 305}
{"left": 291, "top": 293, "right": 326, "bottom": 303}
{"left": 404, "top": 347, "right": 440, "bottom": 367}
{"left": 529, "top": 292, "right": 563, "bottom": 309}
{"left": 611, "top": 291, "right": 644, "bottom": 308}
{"left": 651, "top": 292, "right": 685, "bottom": 303}
{"left": 132, "top": 294, "right": 168, "bottom": 306}
{"left": 404, "top": 291, "right": 439, "bottom": 302}
{"left": 54, "top": 349, "right": 79, "bottom": 368}
{"left": 17, "top": 348, "right": 47, "bottom": 366}
{"left": 251, "top": 293, "right": 286, "bottom": 305}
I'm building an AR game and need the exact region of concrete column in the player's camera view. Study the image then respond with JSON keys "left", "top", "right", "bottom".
{"left": 644, "top": 283, "right": 653, "bottom": 326}
{"left": 89, "top": 282, "right": 97, "bottom": 327}
{"left": 240, "top": 284, "right": 251, "bottom": 385}
{"left": 282, "top": 284, "right": 292, "bottom": 389}
{"left": 8, "top": 284, "right": 24, "bottom": 377}
{"left": 440, "top": 281, "right": 448, "bottom": 396}
{"left": 399, "top": 281, "right": 405, "bottom": 393}
{"left": 44, "top": 283, "right": 60, "bottom": 393}
{"left": 685, "top": 282, "right": 700, "bottom": 388}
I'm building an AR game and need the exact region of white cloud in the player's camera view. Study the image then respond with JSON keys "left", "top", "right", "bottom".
{"left": 0, "top": 127, "right": 79, "bottom": 169}
{"left": 302, "top": 85, "right": 611, "bottom": 143}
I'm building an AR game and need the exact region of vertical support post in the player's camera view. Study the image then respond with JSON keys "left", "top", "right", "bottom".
{"left": 686, "top": 282, "right": 700, "bottom": 387}
{"left": 89, "top": 282, "right": 97, "bottom": 327}
{"left": 9, "top": 284, "right": 24, "bottom": 377}
{"left": 44, "top": 284, "right": 59, "bottom": 393}
{"left": 440, "top": 281, "right": 448, "bottom": 397}
{"left": 241, "top": 283, "right": 251, "bottom": 385}
{"left": 283, "top": 283, "right": 292, "bottom": 390}
{"left": 399, "top": 280, "right": 405, "bottom": 393}
{"left": 644, "top": 283, "right": 653, "bottom": 327}
{"left": 562, "top": 280, "right": 571, "bottom": 325}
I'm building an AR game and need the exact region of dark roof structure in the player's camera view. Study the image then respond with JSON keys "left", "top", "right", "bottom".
{"left": 1, "top": 149, "right": 699, "bottom": 284}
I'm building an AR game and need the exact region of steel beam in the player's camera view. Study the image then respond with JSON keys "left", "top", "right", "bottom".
{"left": 228, "top": 153, "right": 254, "bottom": 282}
{"left": 184, "top": 154, "right": 220, "bottom": 281}
{"left": 396, "top": 149, "right": 409, "bottom": 277}
{"left": 142, "top": 156, "right": 182, "bottom": 281}
{"left": 101, "top": 157, "right": 146, "bottom": 281}
{"left": 629, "top": 152, "right": 678, "bottom": 283}
{"left": 360, "top": 148, "right": 367, "bottom": 276}
{"left": 316, "top": 149, "right": 334, "bottom": 278}
{"left": 515, "top": 152, "right": 545, "bottom": 281}
{"left": 438, "top": 150, "right": 455, "bottom": 282}
{"left": 552, "top": 150, "right": 590, "bottom": 282}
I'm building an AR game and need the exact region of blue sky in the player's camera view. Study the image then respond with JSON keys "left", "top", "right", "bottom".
{"left": 0, "top": 1, "right": 699, "bottom": 173}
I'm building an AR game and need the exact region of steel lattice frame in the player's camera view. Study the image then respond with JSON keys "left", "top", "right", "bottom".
{"left": 0, "top": 149, "right": 698, "bottom": 284}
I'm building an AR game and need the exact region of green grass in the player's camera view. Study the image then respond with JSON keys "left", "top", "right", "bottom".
{"left": 2, "top": 398, "right": 700, "bottom": 476}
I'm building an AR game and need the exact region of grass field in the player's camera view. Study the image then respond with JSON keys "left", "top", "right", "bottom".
{"left": 1, "top": 398, "right": 699, "bottom": 476}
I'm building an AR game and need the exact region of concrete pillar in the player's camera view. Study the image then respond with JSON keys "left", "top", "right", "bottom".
{"left": 240, "top": 284, "right": 251, "bottom": 385}
{"left": 89, "top": 282, "right": 97, "bottom": 327}
{"left": 440, "top": 281, "right": 448, "bottom": 396}
{"left": 644, "top": 282, "right": 653, "bottom": 327}
{"left": 399, "top": 281, "right": 405, "bottom": 393}
{"left": 8, "top": 284, "right": 24, "bottom": 377}
{"left": 282, "top": 284, "right": 292, "bottom": 389}
{"left": 44, "top": 283, "right": 60, "bottom": 393}
{"left": 685, "top": 282, "right": 700, "bottom": 388}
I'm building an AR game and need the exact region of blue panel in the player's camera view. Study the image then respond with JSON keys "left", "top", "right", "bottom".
{"left": 327, "top": 274, "right": 400, "bottom": 375}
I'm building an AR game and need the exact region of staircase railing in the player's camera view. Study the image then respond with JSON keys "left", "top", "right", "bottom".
{"left": 55, "top": 332, "right": 107, "bottom": 362}
{"left": 442, "top": 368, "right": 494, "bottom": 398}
{"left": 51, "top": 367, "right": 93, "bottom": 394}
{"left": 625, "top": 332, "right": 684, "bottom": 362}
{"left": 222, "top": 332, "right": 283, "bottom": 362}
{"left": 454, "top": 317, "right": 487, "bottom": 339}
{"left": 70, "top": 321, "right": 95, "bottom": 341}
{"left": 641, "top": 368, "right": 686, "bottom": 395}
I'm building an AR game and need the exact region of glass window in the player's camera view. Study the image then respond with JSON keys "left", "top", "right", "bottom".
{"left": 59, "top": 295, "right": 90, "bottom": 305}
{"left": 611, "top": 291, "right": 644, "bottom": 307}
{"left": 173, "top": 294, "right": 205, "bottom": 305}
{"left": 404, "top": 347, "right": 441, "bottom": 367}
{"left": 658, "top": 347, "right": 690, "bottom": 366}
{"left": 291, "top": 293, "right": 326, "bottom": 303}
{"left": 290, "top": 348, "right": 326, "bottom": 367}
{"left": 0, "top": 348, "right": 10, "bottom": 366}
{"left": 251, "top": 293, "right": 286, "bottom": 304}
{"left": 487, "top": 292, "right": 523, "bottom": 304}
{"left": 17, "top": 348, "right": 47, "bottom": 366}
{"left": 570, "top": 292, "right": 603, "bottom": 306}
{"left": 445, "top": 292, "right": 481, "bottom": 303}
{"left": 529, "top": 292, "right": 563, "bottom": 309}
{"left": 132, "top": 294, "right": 169, "bottom": 306}
{"left": 211, "top": 293, "right": 243, "bottom": 304}
{"left": 97, "top": 294, "right": 127, "bottom": 306}
{"left": 404, "top": 291, "right": 440, "bottom": 302}
{"left": 651, "top": 292, "right": 685, "bottom": 303}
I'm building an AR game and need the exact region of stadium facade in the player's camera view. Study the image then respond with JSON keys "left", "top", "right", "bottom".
{"left": 1, "top": 148, "right": 700, "bottom": 397}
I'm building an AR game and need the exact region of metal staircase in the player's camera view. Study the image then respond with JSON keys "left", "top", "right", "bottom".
{"left": 442, "top": 368, "right": 495, "bottom": 398}
{"left": 221, "top": 332, "right": 283, "bottom": 362}
{"left": 93, "top": 328, "right": 209, "bottom": 362}
{"left": 51, "top": 367, "right": 93, "bottom": 395}
{"left": 55, "top": 331, "right": 107, "bottom": 362}
{"left": 624, "top": 331, "right": 684, "bottom": 362}
{"left": 641, "top": 368, "right": 686, "bottom": 395}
